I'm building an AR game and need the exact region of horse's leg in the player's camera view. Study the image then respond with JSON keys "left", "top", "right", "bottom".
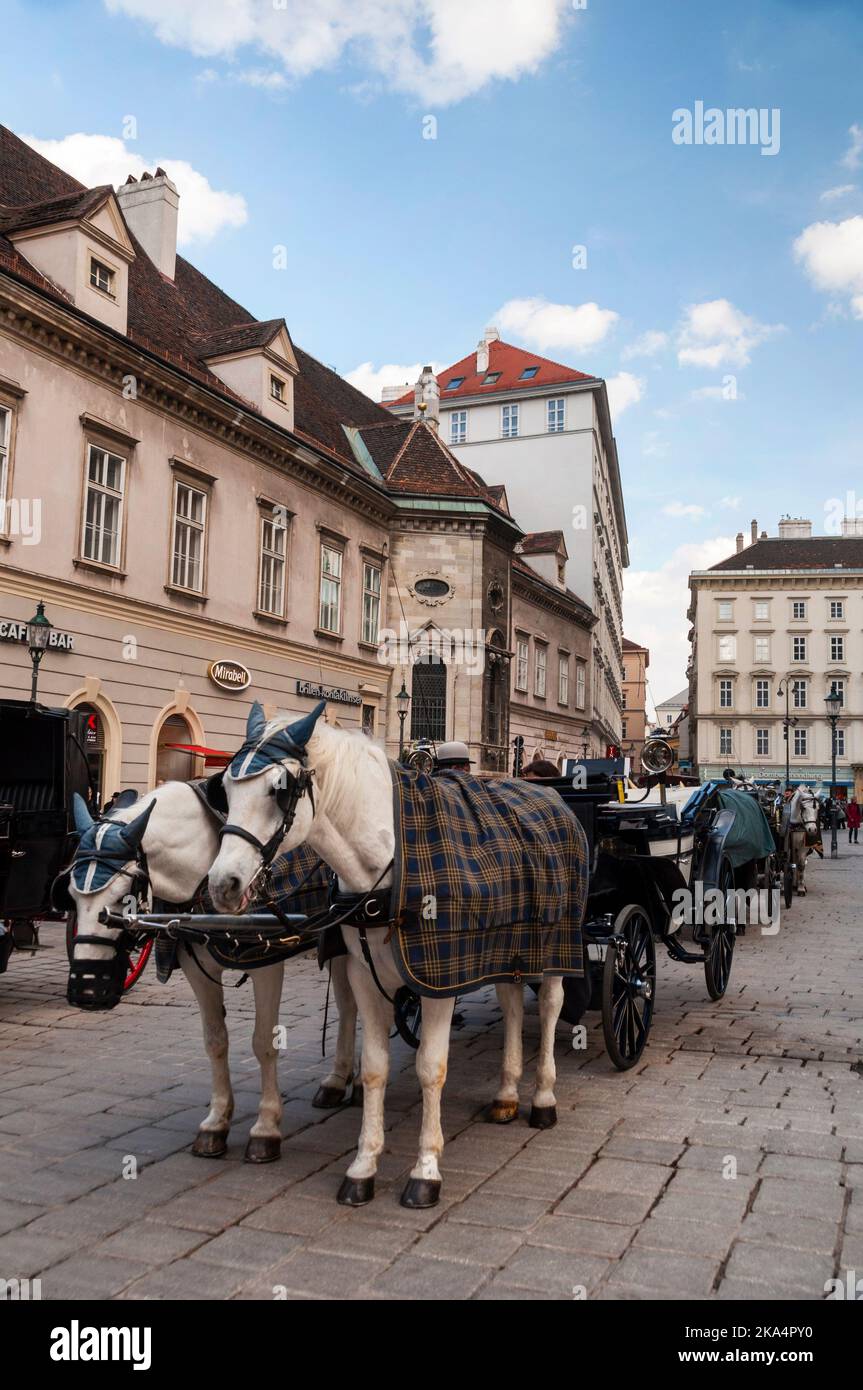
{"left": 402, "top": 995, "right": 456, "bottom": 1209}
{"left": 337, "top": 956, "right": 392, "bottom": 1207}
{"left": 488, "top": 982, "right": 524, "bottom": 1123}
{"left": 312, "top": 954, "right": 359, "bottom": 1109}
{"left": 180, "top": 945, "right": 233, "bottom": 1157}
{"left": 530, "top": 976, "right": 565, "bottom": 1129}
{"left": 245, "top": 961, "right": 285, "bottom": 1164}
{"left": 797, "top": 836, "right": 807, "bottom": 894}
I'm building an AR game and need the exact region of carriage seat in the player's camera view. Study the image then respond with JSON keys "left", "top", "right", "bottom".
{"left": 0, "top": 781, "right": 56, "bottom": 812}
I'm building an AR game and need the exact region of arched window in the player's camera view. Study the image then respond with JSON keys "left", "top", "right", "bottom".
{"left": 156, "top": 713, "right": 196, "bottom": 784}
{"left": 410, "top": 657, "right": 446, "bottom": 743}
{"left": 78, "top": 703, "right": 106, "bottom": 808}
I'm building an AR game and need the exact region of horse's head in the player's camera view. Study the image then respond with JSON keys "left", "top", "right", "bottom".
{"left": 62, "top": 793, "right": 154, "bottom": 1010}
{"left": 208, "top": 700, "right": 325, "bottom": 914}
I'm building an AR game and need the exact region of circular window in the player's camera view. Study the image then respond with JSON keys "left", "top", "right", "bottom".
{"left": 487, "top": 580, "right": 505, "bottom": 613}
{"left": 414, "top": 578, "right": 451, "bottom": 599}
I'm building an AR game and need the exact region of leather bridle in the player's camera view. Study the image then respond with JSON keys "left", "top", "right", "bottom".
{"left": 219, "top": 764, "right": 316, "bottom": 888}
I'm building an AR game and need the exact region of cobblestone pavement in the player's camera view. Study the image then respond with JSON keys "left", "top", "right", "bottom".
{"left": 0, "top": 850, "right": 861, "bottom": 1301}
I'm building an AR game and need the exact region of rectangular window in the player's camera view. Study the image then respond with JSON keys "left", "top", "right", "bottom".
{"left": 719, "top": 728, "right": 732, "bottom": 756}
{"left": 718, "top": 634, "right": 736, "bottom": 662}
{"left": 719, "top": 679, "right": 733, "bottom": 709}
{"left": 754, "top": 601, "right": 770, "bottom": 621}
{"left": 520, "top": 366, "right": 539, "bottom": 380}
{"left": 258, "top": 512, "right": 287, "bottom": 617}
{"left": 547, "top": 398, "right": 565, "bottom": 433}
{"left": 756, "top": 728, "right": 770, "bottom": 756}
{"left": 792, "top": 678, "right": 807, "bottom": 709}
{"left": 755, "top": 679, "right": 770, "bottom": 709}
{"left": 361, "top": 561, "right": 381, "bottom": 645}
{"left": 319, "top": 543, "right": 343, "bottom": 634}
{"left": 450, "top": 410, "right": 467, "bottom": 445}
{"left": 830, "top": 635, "right": 845, "bottom": 663}
{"left": 792, "top": 636, "right": 807, "bottom": 662}
{"left": 171, "top": 480, "right": 207, "bottom": 592}
{"left": 717, "top": 601, "right": 733, "bottom": 620}
{"left": 535, "top": 643, "right": 547, "bottom": 698}
{"left": 576, "top": 661, "right": 586, "bottom": 710}
{"left": 0, "top": 406, "right": 9, "bottom": 520}
{"left": 89, "top": 257, "right": 114, "bottom": 296}
{"left": 830, "top": 600, "right": 844, "bottom": 620}
{"left": 793, "top": 726, "right": 808, "bottom": 757}
{"left": 270, "top": 375, "right": 286, "bottom": 403}
{"left": 754, "top": 636, "right": 771, "bottom": 663}
{"left": 558, "top": 653, "right": 569, "bottom": 705}
{"left": 515, "top": 636, "right": 529, "bottom": 692}
{"left": 82, "top": 443, "right": 125, "bottom": 567}
{"left": 829, "top": 678, "right": 845, "bottom": 707}
{"left": 792, "top": 600, "right": 807, "bottom": 620}
{"left": 501, "top": 403, "right": 519, "bottom": 438}
{"left": 444, "top": 376, "right": 465, "bottom": 391}
{"left": 835, "top": 728, "right": 846, "bottom": 758}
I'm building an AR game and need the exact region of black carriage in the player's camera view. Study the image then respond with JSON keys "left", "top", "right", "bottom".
{"left": 0, "top": 699, "right": 90, "bottom": 974}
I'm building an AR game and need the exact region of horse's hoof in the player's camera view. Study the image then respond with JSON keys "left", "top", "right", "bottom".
{"left": 244, "top": 1135, "right": 281, "bottom": 1164}
{"left": 487, "top": 1099, "right": 519, "bottom": 1124}
{"left": 529, "top": 1104, "right": 558, "bottom": 1130}
{"left": 337, "top": 1175, "right": 375, "bottom": 1206}
{"left": 191, "top": 1131, "right": 228, "bottom": 1158}
{"left": 400, "top": 1177, "right": 441, "bottom": 1209}
{"left": 312, "top": 1084, "right": 347, "bottom": 1109}
{"left": 350, "top": 1083, "right": 364, "bottom": 1108}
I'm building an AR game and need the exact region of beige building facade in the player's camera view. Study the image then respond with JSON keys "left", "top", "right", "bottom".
{"left": 621, "top": 637, "right": 649, "bottom": 771}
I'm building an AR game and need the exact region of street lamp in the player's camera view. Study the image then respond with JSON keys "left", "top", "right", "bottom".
{"left": 26, "top": 600, "right": 52, "bottom": 704}
{"left": 395, "top": 679, "right": 410, "bottom": 761}
{"left": 825, "top": 688, "right": 842, "bottom": 860}
{"left": 776, "top": 678, "right": 799, "bottom": 790}
{"left": 580, "top": 727, "right": 590, "bottom": 758}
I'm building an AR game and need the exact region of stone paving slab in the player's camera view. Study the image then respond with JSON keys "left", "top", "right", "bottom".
{"left": 0, "top": 850, "right": 861, "bottom": 1300}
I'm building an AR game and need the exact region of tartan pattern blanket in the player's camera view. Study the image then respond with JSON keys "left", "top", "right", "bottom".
{"left": 390, "top": 763, "right": 588, "bottom": 997}
{"left": 264, "top": 842, "right": 331, "bottom": 915}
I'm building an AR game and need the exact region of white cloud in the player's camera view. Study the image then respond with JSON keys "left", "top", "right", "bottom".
{"left": 720, "top": 495, "right": 741, "bottom": 509}
{"left": 103, "top": 0, "right": 571, "bottom": 106}
{"left": 663, "top": 501, "right": 705, "bottom": 519}
{"left": 642, "top": 430, "right": 666, "bottom": 458}
{"left": 606, "top": 372, "right": 644, "bottom": 420}
{"left": 22, "top": 132, "right": 247, "bottom": 245}
{"left": 676, "top": 298, "right": 784, "bottom": 369}
{"left": 624, "top": 536, "right": 735, "bottom": 710}
{"left": 793, "top": 216, "right": 863, "bottom": 319}
{"left": 495, "top": 297, "right": 619, "bottom": 355}
{"left": 622, "top": 329, "right": 668, "bottom": 360}
{"left": 840, "top": 123, "right": 863, "bottom": 172}
{"left": 820, "top": 184, "right": 857, "bottom": 203}
{"left": 345, "top": 360, "right": 443, "bottom": 403}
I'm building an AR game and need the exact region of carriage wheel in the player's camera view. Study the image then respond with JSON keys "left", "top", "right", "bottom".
{"left": 65, "top": 911, "right": 153, "bottom": 993}
{"left": 393, "top": 987, "right": 422, "bottom": 1049}
{"left": 704, "top": 861, "right": 736, "bottom": 1001}
{"left": 601, "top": 905, "right": 655, "bottom": 1071}
{"left": 783, "top": 864, "right": 794, "bottom": 910}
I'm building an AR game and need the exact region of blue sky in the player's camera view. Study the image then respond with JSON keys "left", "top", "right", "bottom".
{"left": 3, "top": 0, "right": 862, "bottom": 708}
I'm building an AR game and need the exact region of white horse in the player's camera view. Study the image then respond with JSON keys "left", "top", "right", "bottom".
{"left": 786, "top": 786, "right": 821, "bottom": 896}
{"left": 208, "top": 702, "right": 582, "bottom": 1209}
{"left": 64, "top": 782, "right": 358, "bottom": 1161}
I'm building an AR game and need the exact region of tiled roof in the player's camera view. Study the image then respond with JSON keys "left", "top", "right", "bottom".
{"left": 622, "top": 636, "right": 647, "bottom": 651}
{"left": 0, "top": 185, "right": 114, "bottom": 234}
{"left": 387, "top": 338, "right": 596, "bottom": 407}
{"left": 512, "top": 555, "right": 593, "bottom": 621}
{"left": 355, "top": 419, "right": 510, "bottom": 515}
{"left": 655, "top": 688, "right": 689, "bottom": 709}
{"left": 520, "top": 529, "right": 567, "bottom": 556}
{"left": 709, "top": 537, "right": 863, "bottom": 571}
{"left": 190, "top": 319, "right": 289, "bottom": 358}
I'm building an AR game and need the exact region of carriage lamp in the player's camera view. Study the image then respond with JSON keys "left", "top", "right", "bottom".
{"left": 26, "top": 600, "right": 53, "bottom": 704}
{"left": 395, "top": 679, "right": 410, "bottom": 760}
{"left": 825, "top": 689, "right": 843, "bottom": 859}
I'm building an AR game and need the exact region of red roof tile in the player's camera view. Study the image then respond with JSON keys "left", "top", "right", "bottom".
{"left": 387, "top": 338, "right": 596, "bottom": 407}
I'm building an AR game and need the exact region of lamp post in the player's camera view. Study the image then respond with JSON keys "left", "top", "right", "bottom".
{"left": 26, "top": 601, "right": 52, "bottom": 704}
{"left": 395, "top": 679, "right": 410, "bottom": 761}
{"left": 776, "top": 678, "right": 799, "bottom": 790}
{"left": 825, "top": 688, "right": 842, "bottom": 860}
{"left": 580, "top": 727, "right": 590, "bottom": 758}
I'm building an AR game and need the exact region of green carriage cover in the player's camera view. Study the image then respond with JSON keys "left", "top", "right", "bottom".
{"left": 715, "top": 789, "right": 776, "bottom": 868}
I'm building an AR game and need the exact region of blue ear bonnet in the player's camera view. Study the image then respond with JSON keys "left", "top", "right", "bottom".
{"left": 229, "top": 700, "right": 326, "bottom": 782}
{"left": 71, "top": 820, "right": 143, "bottom": 895}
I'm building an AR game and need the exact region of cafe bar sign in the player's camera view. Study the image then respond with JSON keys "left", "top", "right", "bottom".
{"left": 208, "top": 659, "right": 251, "bottom": 692}
{"left": 296, "top": 679, "right": 362, "bottom": 707}
{"left": 0, "top": 618, "right": 74, "bottom": 651}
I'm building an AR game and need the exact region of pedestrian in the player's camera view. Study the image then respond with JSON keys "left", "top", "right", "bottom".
{"left": 433, "top": 741, "right": 473, "bottom": 774}
{"left": 523, "top": 758, "right": 560, "bottom": 780}
{"left": 847, "top": 797, "right": 861, "bottom": 844}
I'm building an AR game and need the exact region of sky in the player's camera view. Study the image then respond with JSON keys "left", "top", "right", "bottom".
{"left": 3, "top": 0, "right": 863, "bottom": 714}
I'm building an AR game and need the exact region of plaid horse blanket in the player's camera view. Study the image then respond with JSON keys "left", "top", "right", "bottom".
{"left": 265, "top": 843, "right": 331, "bottom": 915}
{"left": 389, "top": 763, "right": 588, "bottom": 997}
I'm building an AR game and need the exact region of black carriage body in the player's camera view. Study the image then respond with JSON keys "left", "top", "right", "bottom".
{"left": 0, "top": 700, "right": 90, "bottom": 923}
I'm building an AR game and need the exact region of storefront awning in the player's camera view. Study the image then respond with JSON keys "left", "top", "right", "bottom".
{"left": 163, "top": 742, "right": 233, "bottom": 768}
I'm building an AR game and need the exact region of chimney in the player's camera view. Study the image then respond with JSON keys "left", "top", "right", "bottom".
{"left": 413, "top": 365, "right": 440, "bottom": 431}
{"left": 736, "top": 532, "right": 744, "bottom": 553}
{"left": 841, "top": 517, "right": 863, "bottom": 536}
{"left": 777, "top": 516, "right": 813, "bottom": 539}
{"left": 116, "top": 168, "right": 179, "bottom": 279}
{"left": 476, "top": 325, "right": 500, "bottom": 376}
{"left": 750, "top": 519, "right": 758, "bottom": 544}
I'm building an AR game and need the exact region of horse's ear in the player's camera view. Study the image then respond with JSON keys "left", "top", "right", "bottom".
{"left": 122, "top": 799, "right": 155, "bottom": 851}
{"left": 72, "top": 793, "right": 95, "bottom": 838}
{"left": 246, "top": 701, "right": 267, "bottom": 744}
{"left": 282, "top": 699, "right": 327, "bottom": 753}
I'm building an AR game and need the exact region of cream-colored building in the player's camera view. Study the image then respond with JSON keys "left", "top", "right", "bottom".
{"left": 622, "top": 637, "right": 649, "bottom": 771}
{"left": 688, "top": 517, "right": 863, "bottom": 796}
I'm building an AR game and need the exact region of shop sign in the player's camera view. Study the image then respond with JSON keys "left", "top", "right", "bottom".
{"left": 208, "top": 659, "right": 251, "bottom": 691}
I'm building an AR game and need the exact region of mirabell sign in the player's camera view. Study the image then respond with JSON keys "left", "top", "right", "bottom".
{"left": 207, "top": 659, "right": 251, "bottom": 692}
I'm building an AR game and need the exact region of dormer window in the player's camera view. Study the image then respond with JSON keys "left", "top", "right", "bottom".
{"left": 483, "top": 371, "right": 502, "bottom": 385}
{"left": 520, "top": 366, "right": 539, "bottom": 380}
{"left": 444, "top": 376, "right": 465, "bottom": 391}
{"left": 270, "top": 374, "right": 286, "bottom": 404}
{"left": 89, "top": 257, "right": 115, "bottom": 298}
